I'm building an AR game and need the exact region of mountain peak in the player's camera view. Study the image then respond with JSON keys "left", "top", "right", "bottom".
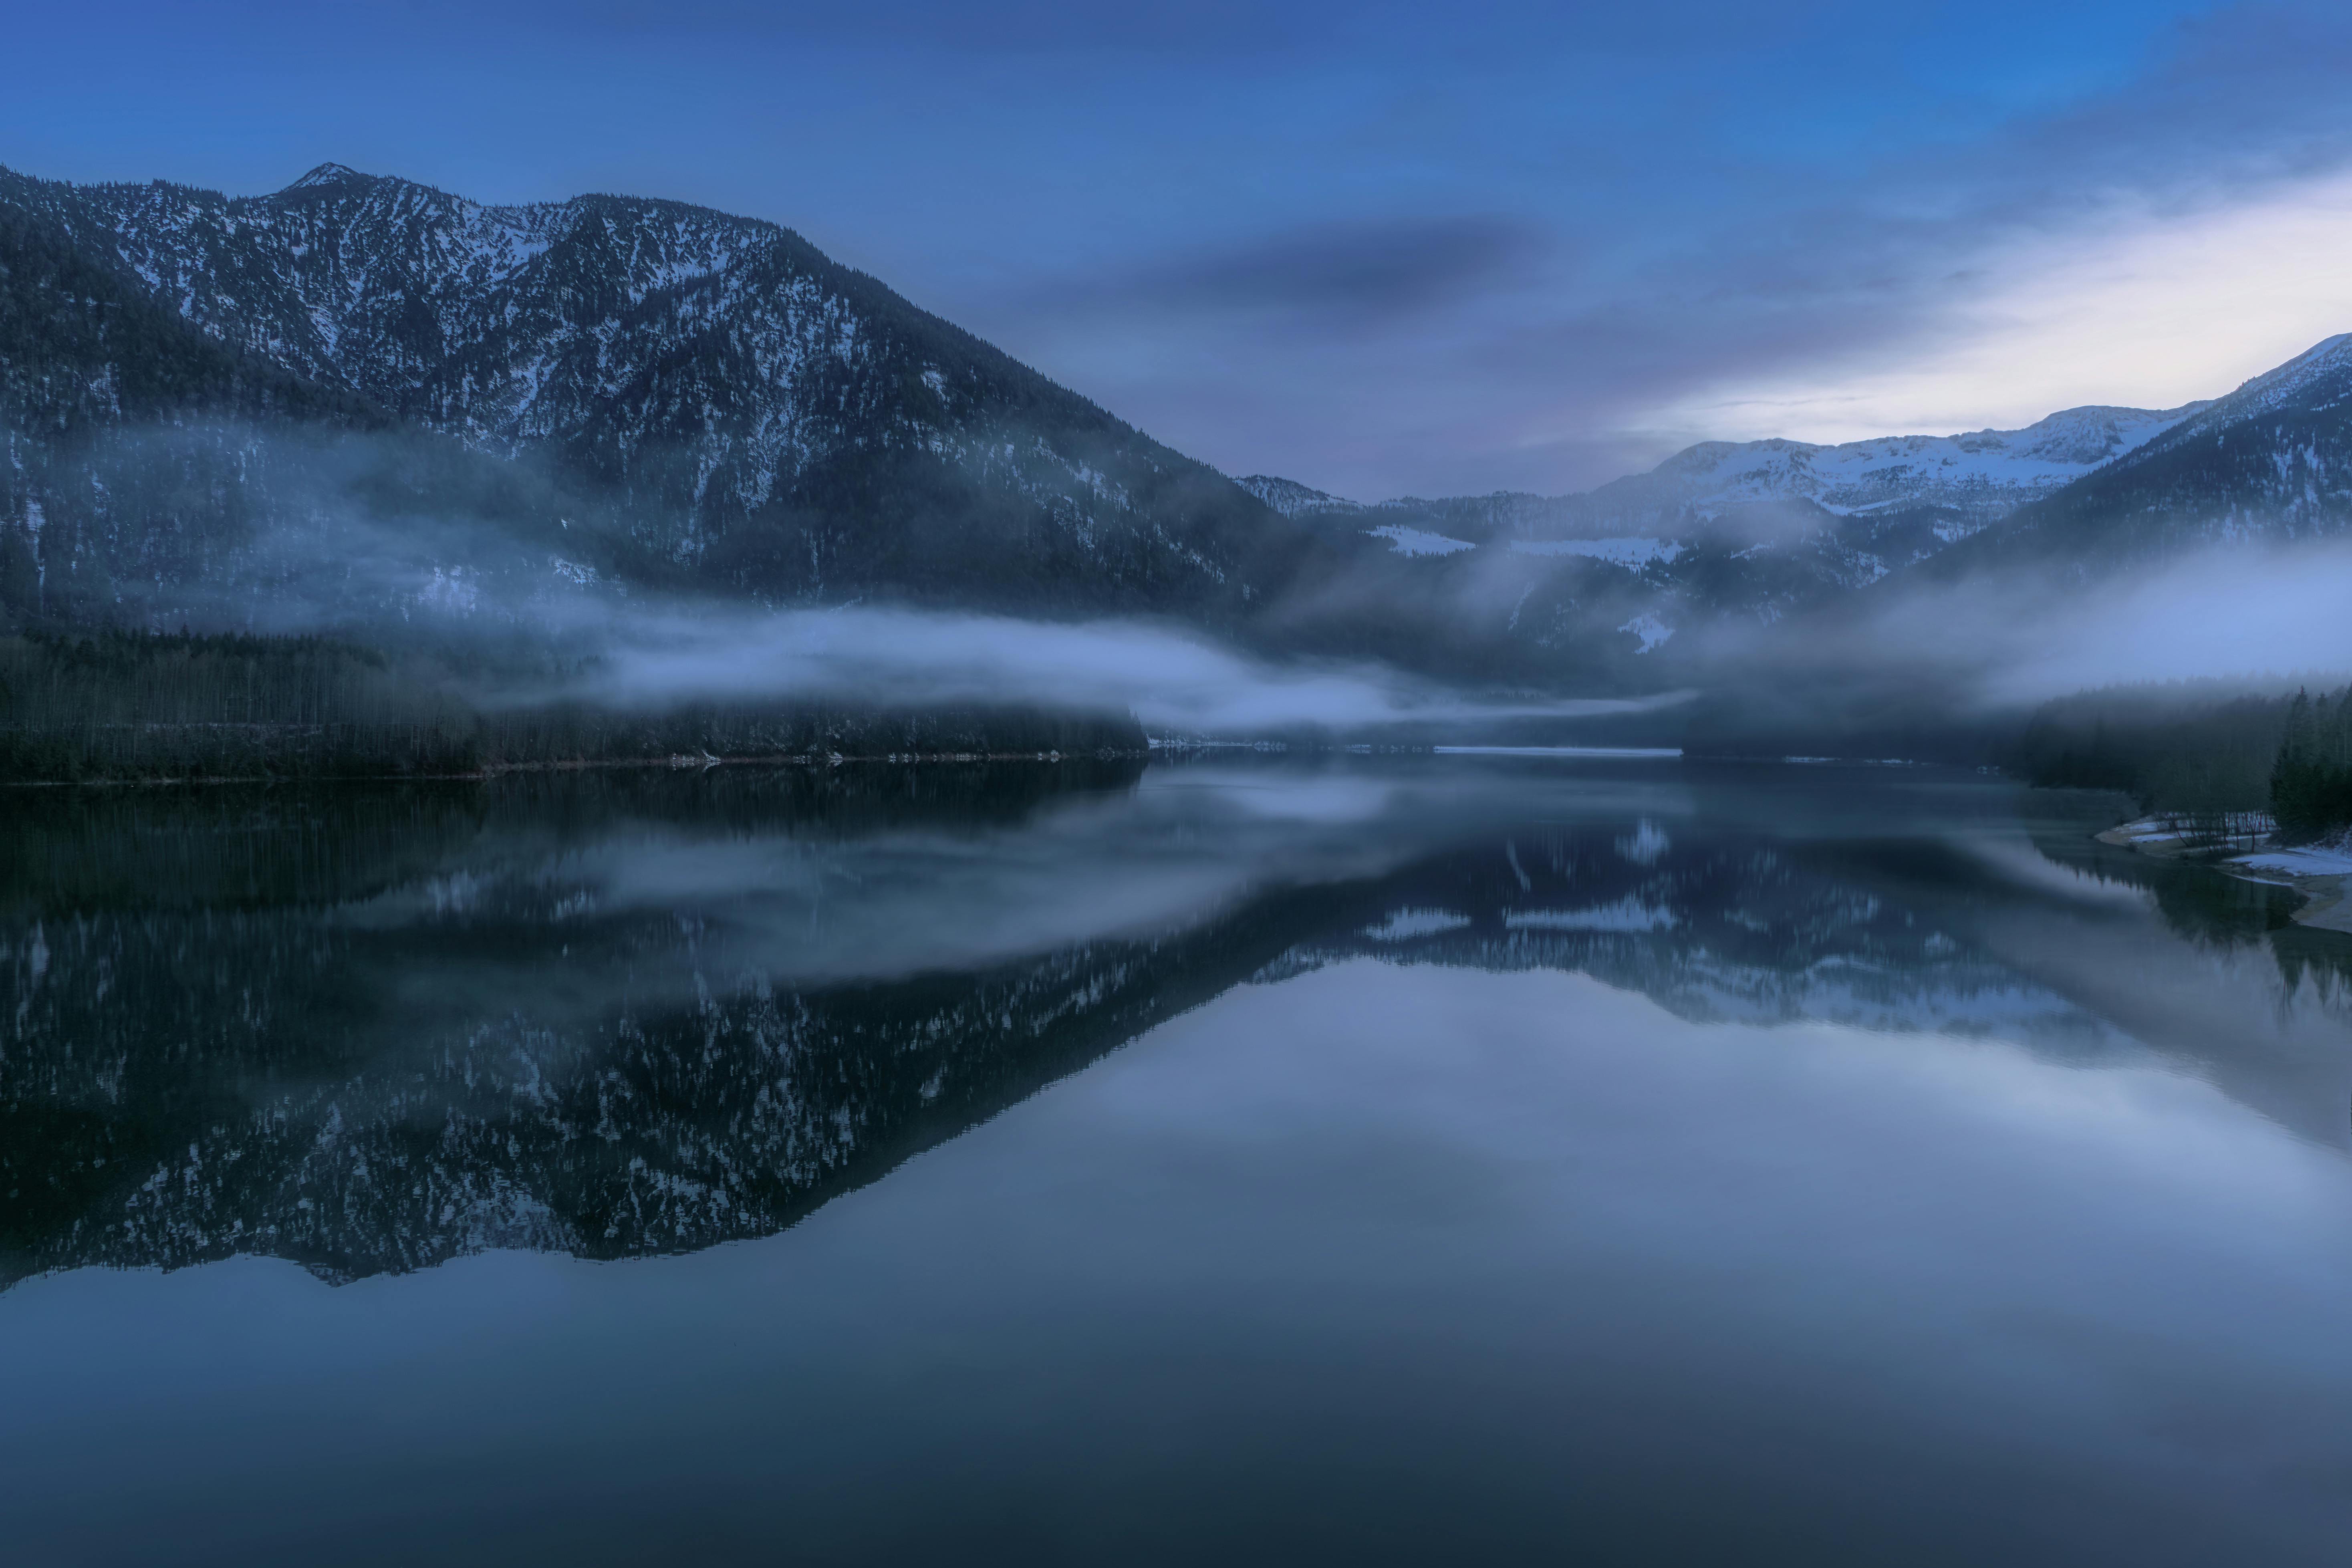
{"left": 279, "top": 162, "right": 377, "bottom": 193}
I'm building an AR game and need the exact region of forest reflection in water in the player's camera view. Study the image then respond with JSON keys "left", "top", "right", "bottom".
{"left": 2, "top": 756, "right": 2348, "bottom": 1288}
{"left": 4, "top": 756, "right": 2352, "bottom": 1564}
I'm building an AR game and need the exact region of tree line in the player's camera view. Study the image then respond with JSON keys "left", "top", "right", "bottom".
{"left": 0, "top": 631, "right": 1144, "bottom": 782}
{"left": 2012, "top": 679, "right": 2352, "bottom": 842}
{"left": 2271, "top": 687, "right": 2352, "bottom": 840}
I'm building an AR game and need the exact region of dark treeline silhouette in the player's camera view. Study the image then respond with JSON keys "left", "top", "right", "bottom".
{"left": 2272, "top": 687, "right": 2352, "bottom": 841}
{"left": 2010, "top": 679, "right": 2352, "bottom": 842}
{"left": 0, "top": 631, "right": 1144, "bottom": 781}
{"left": 0, "top": 630, "right": 476, "bottom": 778}
{"left": 2009, "top": 682, "right": 2293, "bottom": 820}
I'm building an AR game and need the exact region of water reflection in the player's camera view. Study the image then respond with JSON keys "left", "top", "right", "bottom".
{"left": 2, "top": 759, "right": 2349, "bottom": 1293}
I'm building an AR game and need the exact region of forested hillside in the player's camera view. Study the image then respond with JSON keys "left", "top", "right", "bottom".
{"left": 0, "top": 161, "right": 1297, "bottom": 626}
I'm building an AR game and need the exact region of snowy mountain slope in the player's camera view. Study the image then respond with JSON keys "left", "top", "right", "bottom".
{"left": 1235, "top": 399, "right": 2211, "bottom": 669}
{"left": 1949, "top": 333, "right": 2352, "bottom": 570}
{"left": 1235, "top": 394, "right": 2213, "bottom": 669}
{"left": 0, "top": 161, "right": 1290, "bottom": 620}
{"left": 1533, "top": 402, "right": 2203, "bottom": 538}
{"left": 1259, "top": 401, "right": 2201, "bottom": 549}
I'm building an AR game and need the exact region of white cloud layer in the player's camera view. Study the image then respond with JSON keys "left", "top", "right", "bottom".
{"left": 574, "top": 605, "right": 1690, "bottom": 734}
{"left": 1657, "top": 170, "right": 2352, "bottom": 446}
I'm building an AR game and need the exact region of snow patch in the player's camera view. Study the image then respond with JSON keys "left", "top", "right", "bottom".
{"left": 1367, "top": 525, "right": 1476, "bottom": 557}
{"left": 1362, "top": 908, "right": 1475, "bottom": 941}
{"left": 1505, "top": 899, "right": 1679, "bottom": 933}
{"left": 1619, "top": 613, "right": 1672, "bottom": 653}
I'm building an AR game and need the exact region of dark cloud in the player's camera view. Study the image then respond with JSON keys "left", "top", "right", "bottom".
{"left": 1053, "top": 2, "right": 2352, "bottom": 497}
{"left": 1068, "top": 216, "right": 1554, "bottom": 332}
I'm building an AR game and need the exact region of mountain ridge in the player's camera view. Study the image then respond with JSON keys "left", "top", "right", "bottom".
{"left": 7, "top": 154, "right": 2352, "bottom": 706}
{"left": 1253, "top": 398, "right": 2211, "bottom": 548}
{"left": 0, "top": 159, "right": 1296, "bottom": 623}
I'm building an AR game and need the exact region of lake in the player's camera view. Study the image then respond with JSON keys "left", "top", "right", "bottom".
{"left": 4, "top": 755, "right": 2351, "bottom": 1565}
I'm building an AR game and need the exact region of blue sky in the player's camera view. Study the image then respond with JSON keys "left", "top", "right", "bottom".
{"left": 9, "top": 1, "right": 2352, "bottom": 497}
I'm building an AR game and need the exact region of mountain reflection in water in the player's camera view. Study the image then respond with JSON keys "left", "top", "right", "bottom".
{"left": 3, "top": 757, "right": 2345, "bottom": 1290}
{"left": 8, "top": 756, "right": 2352, "bottom": 1565}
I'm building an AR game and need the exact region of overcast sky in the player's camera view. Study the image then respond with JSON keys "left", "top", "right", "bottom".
{"left": 11, "top": 1, "right": 2352, "bottom": 499}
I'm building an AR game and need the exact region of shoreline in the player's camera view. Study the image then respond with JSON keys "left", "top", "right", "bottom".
{"left": 0, "top": 748, "right": 1148, "bottom": 789}
{"left": 2095, "top": 815, "right": 2352, "bottom": 935}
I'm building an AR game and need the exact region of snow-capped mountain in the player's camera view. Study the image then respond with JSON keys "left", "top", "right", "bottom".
{"left": 0, "top": 161, "right": 1285, "bottom": 620}
{"left": 1260, "top": 401, "right": 2205, "bottom": 558}
{"left": 1955, "top": 333, "right": 2352, "bottom": 569}
{"left": 1241, "top": 365, "right": 2352, "bottom": 666}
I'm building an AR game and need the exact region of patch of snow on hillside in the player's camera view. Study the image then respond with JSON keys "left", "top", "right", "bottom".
{"left": 1368, "top": 525, "right": 1475, "bottom": 557}
{"left": 1505, "top": 898, "right": 1678, "bottom": 932}
{"left": 1619, "top": 613, "right": 1672, "bottom": 653}
{"left": 1636, "top": 403, "right": 2207, "bottom": 524}
{"left": 1362, "top": 908, "right": 1475, "bottom": 940}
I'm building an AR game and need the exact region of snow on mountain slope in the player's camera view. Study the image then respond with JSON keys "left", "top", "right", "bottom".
{"left": 1627, "top": 403, "right": 2205, "bottom": 528}
{"left": 1951, "top": 333, "right": 2352, "bottom": 567}
{"left": 1245, "top": 400, "right": 2200, "bottom": 574}
{"left": 0, "top": 161, "right": 1283, "bottom": 617}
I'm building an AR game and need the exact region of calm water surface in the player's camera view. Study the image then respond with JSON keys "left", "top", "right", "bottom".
{"left": 4, "top": 756, "right": 2351, "bottom": 1564}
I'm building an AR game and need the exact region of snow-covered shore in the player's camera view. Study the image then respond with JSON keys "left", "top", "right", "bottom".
{"left": 2094, "top": 815, "right": 2352, "bottom": 934}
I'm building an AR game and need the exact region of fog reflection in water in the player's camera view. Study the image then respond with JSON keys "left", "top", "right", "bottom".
{"left": 2, "top": 756, "right": 2350, "bottom": 1564}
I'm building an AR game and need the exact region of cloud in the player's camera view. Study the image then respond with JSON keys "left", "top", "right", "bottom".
{"left": 1649, "top": 172, "right": 2352, "bottom": 449}
{"left": 1058, "top": 216, "right": 1552, "bottom": 334}
{"left": 970, "top": 4, "right": 2352, "bottom": 500}
{"left": 1976, "top": 537, "right": 2352, "bottom": 704}
{"left": 568, "top": 604, "right": 1689, "bottom": 735}
{"left": 1681, "top": 534, "right": 2352, "bottom": 729}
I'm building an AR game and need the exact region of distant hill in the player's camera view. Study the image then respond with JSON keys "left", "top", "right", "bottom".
{"left": 1242, "top": 348, "right": 2352, "bottom": 671}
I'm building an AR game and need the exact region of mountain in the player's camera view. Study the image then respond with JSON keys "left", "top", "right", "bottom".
{"left": 1232, "top": 400, "right": 2215, "bottom": 666}
{"left": 8, "top": 152, "right": 2350, "bottom": 709}
{"left": 1947, "top": 334, "right": 2352, "bottom": 572}
{"left": 0, "top": 161, "right": 1292, "bottom": 625}
{"left": 1258, "top": 402, "right": 2203, "bottom": 547}
{"left": 1236, "top": 354, "right": 2352, "bottom": 667}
